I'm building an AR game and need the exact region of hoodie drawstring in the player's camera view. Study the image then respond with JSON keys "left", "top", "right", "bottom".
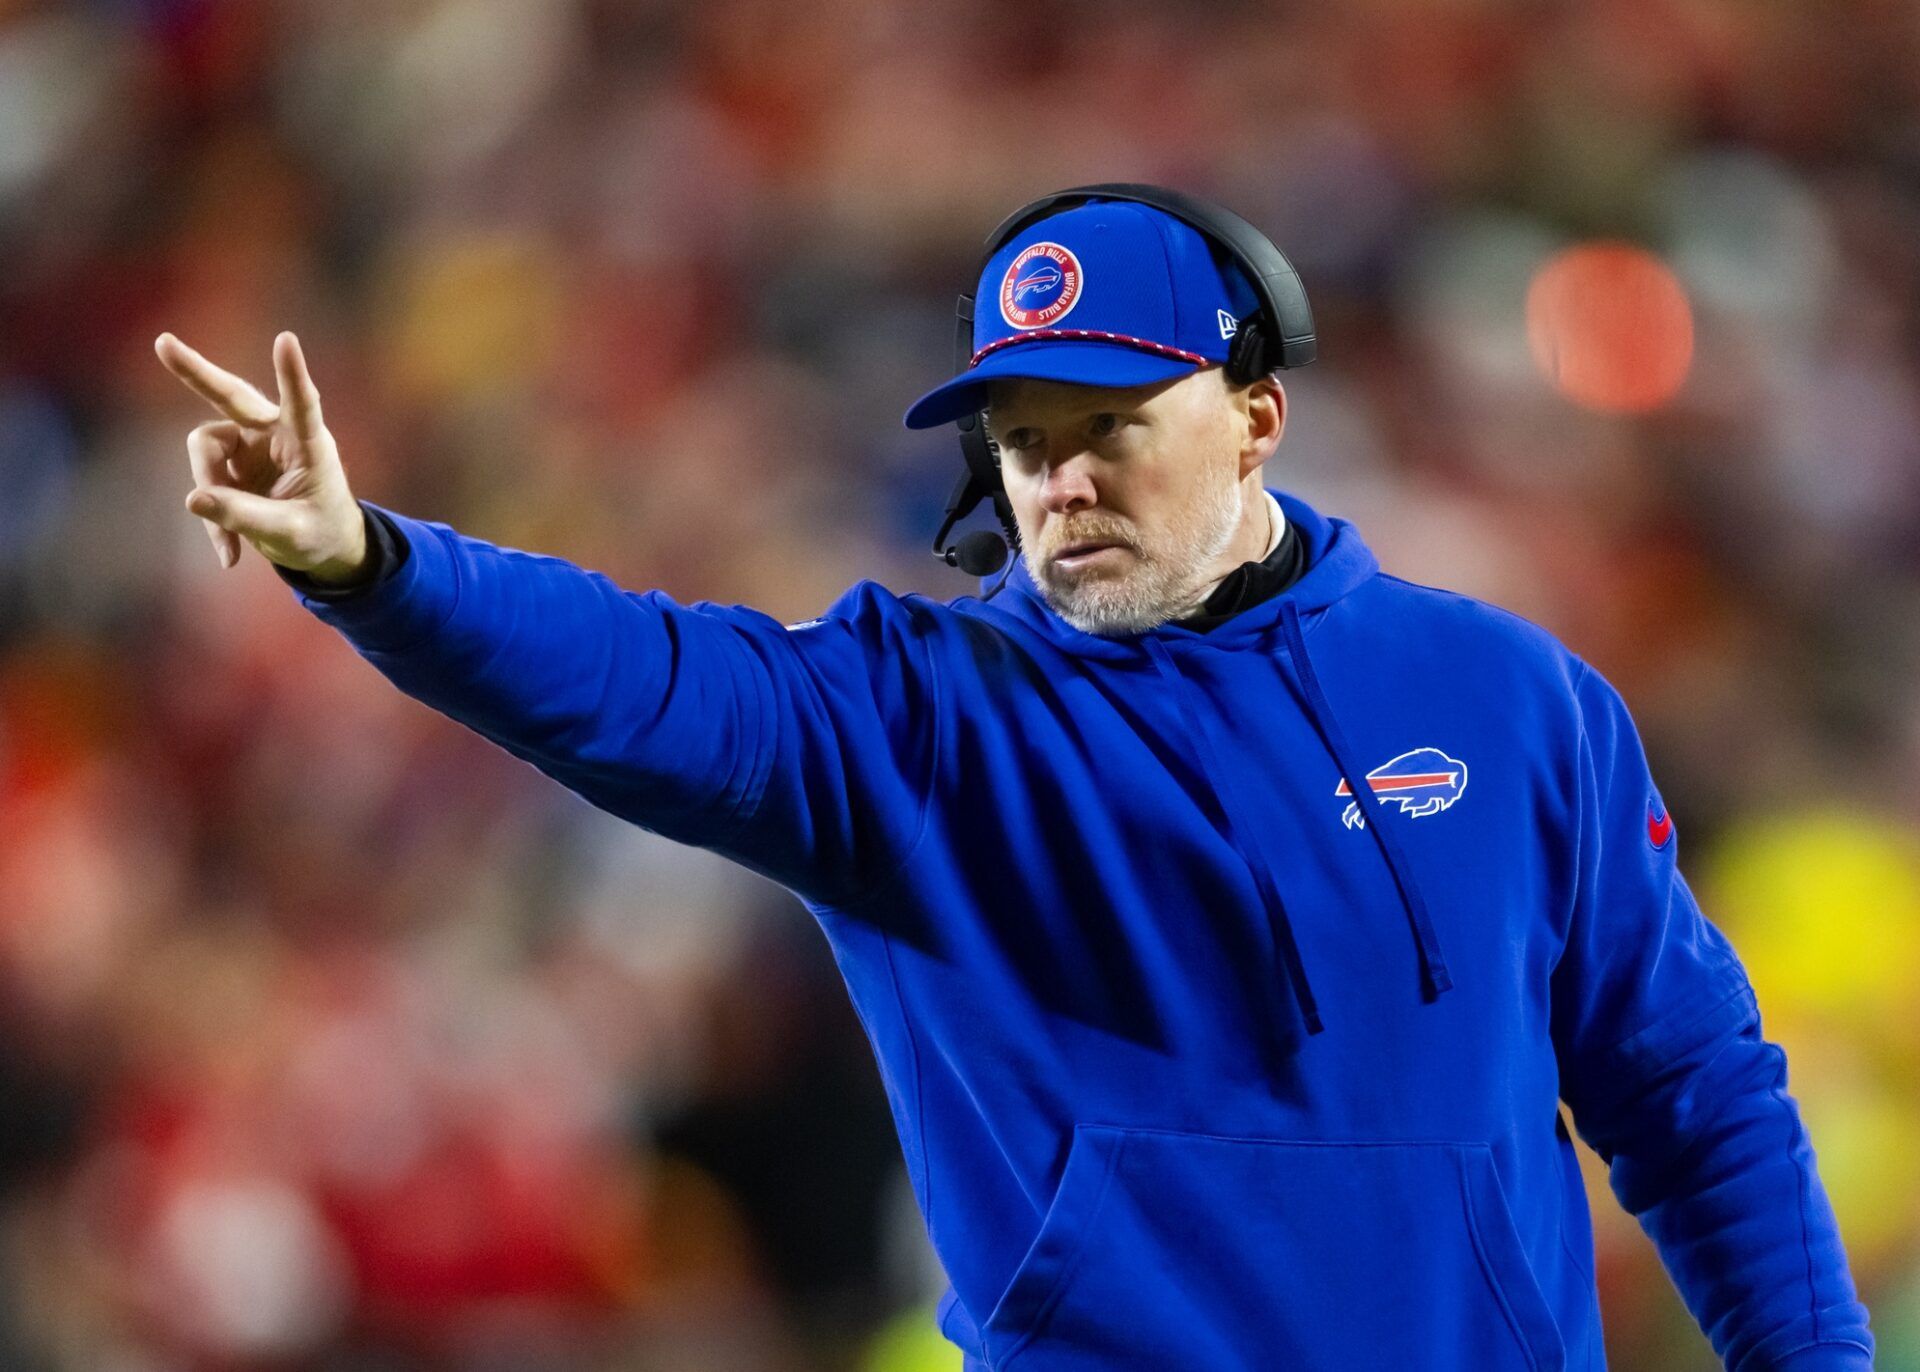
{"left": 1279, "top": 598, "right": 1454, "bottom": 1002}
{"left": 1141, "top": 637, "right": 1323, "bottom": 1037}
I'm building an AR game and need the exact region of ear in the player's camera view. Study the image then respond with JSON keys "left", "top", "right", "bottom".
{"left": 1238, "top": 374, "right": 1286, "bottom": 479}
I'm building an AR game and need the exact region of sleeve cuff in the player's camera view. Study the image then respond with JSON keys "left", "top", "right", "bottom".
{"left": 1764, "top": 1343, "right": 1875, "bottom": 1371}
{"left": 274, "top": 501, "right": 404, "bottom": 602}
{"left": 279, "top": 501, "right": 464, "bottom": 654}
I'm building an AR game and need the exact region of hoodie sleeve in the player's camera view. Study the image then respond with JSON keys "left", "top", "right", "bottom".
{"left": 1550, "top": 662, "right": 1873, "bottom": 1372}
{"left": 283, "top": 503, "right": 937, "bottom": 909}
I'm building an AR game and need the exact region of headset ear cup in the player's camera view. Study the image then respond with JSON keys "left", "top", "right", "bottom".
{"left": 1226, "top": 319, "right": 1268, "bottom": 384}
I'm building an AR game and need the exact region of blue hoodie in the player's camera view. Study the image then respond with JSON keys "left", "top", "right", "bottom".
{"left": 284, "top": 486, "right": 1872, "bottom": 1371}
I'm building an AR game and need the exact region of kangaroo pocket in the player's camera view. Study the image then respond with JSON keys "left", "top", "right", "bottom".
{"left": 980, "top": 1126, "right": 1566, "bottom": 1372}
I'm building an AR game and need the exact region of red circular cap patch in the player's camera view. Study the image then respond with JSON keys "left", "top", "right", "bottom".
{"left": 1000, "top": 242, "right": 1084, "bottom": 330}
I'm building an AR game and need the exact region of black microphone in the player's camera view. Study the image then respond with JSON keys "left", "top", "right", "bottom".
{"left": 930, "top": 472, "right": 1019, "bottom": 599}
{"left": 948, "top": 529, "right": 1008, "bottom": 575}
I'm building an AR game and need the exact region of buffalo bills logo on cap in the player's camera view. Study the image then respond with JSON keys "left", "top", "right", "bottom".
{"left": 1335, "top": 747, "right": 1469, "bottom": 829}
{"left": 1000, "top": 241, "right": 1084, "bottom": 330}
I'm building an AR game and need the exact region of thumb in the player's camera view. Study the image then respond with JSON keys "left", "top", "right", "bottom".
{"left": 184, "top": 486, "right": 304, "bottom": 541}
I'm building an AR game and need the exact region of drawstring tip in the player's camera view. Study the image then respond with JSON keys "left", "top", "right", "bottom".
{"left": 1424, "top": 963, "right": 1454, "bottom": 1000}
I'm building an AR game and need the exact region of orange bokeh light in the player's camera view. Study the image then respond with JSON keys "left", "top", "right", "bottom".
{"left": 1525, "top": 242, "right": 1694, "bottom": 414}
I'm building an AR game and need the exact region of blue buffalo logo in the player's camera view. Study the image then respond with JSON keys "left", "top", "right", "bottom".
{"left": 1335, "top": 747, "right": 1469, "bottom": 829}
{"left": 1011, "top": 264, "right": 1062, "bottom": 302}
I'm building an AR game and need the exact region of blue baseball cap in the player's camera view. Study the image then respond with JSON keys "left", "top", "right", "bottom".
{"left": 902, "top": 197, "right": 1262, "bottom": 430}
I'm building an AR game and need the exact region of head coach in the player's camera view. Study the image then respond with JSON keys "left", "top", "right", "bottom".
{"left": 156, "top": 184, "right": 1872, "bottom": 1371}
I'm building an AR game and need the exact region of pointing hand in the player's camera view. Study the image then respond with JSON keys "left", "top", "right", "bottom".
{"left": 157, "top": 330, "right": 369, "bottom": 584}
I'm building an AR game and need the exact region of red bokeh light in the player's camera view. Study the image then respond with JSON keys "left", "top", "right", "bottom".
{"left": 1526, "top": 242, "right": 1695, "bottom": 414}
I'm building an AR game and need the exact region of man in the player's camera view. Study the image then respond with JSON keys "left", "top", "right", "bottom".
{"left": 158, "top": 195, "right": 1873, "bottom": 1370}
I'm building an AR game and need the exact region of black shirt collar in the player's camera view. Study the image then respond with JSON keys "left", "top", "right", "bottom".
{"left": 1167, "top": 517, "right": 1308, "bottom": 633}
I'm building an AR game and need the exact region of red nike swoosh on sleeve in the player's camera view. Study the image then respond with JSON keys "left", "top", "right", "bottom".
{"left": 1647, "top": 808, "right": 1674, "bottom": 847}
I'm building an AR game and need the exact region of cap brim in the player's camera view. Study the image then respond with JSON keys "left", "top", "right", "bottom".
{"left": 901, "top": 341, "right": 1203, "bottom": 430}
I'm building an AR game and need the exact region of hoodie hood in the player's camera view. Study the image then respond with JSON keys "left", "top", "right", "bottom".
{"left": 959, "top": 483, "right": 1454, "bottom": 1031}
{"left": 974, "top": 485, "right": 1381, "bottom": 658}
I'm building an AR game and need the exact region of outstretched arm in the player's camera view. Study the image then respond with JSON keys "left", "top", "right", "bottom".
{"left": 159, "top": 333, "right": 937, "bottom": 909}
{"left": 1551, "top": 663, "right": 1872, "bottom": 1372}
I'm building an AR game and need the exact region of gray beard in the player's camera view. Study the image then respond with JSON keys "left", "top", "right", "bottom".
{"left": 1028, "top": 473, "right": 1247, "bottom": 637}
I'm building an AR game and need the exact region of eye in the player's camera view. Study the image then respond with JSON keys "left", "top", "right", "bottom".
{"left": 1001, "top": 427, "right": 1040, "bottom": 452}
{"left": 1090, "top": 412, "right": 1123, "bottom": 438}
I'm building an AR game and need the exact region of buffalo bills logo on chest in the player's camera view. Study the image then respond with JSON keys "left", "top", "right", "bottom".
{"left": 1335, "top": 747, "right": 1469, "bottom": 829}
{"left": 1000, "top": 242, "right": 1084, "bottom": 329}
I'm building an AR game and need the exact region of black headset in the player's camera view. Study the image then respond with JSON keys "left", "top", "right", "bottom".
{"left": 928, "top": 182, "right": 1318, "bottom": 587}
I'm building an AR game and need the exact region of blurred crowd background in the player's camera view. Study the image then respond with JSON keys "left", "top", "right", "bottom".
{"left": 1, "top": 0, "right": 1917, "bottom": 1367}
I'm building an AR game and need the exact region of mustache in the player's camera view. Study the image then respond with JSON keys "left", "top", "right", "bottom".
{"left": 1044, "top": 522, "right": 1138, "bottom": 557}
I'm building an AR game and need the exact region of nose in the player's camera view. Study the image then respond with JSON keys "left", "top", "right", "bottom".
{"left": 1037, "top": 452, "right": 1098, "bottom": 517}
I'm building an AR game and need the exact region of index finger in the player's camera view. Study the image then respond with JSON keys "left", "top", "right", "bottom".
{"left": 154, "top": 334, "right": 280, "bottom": 428}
